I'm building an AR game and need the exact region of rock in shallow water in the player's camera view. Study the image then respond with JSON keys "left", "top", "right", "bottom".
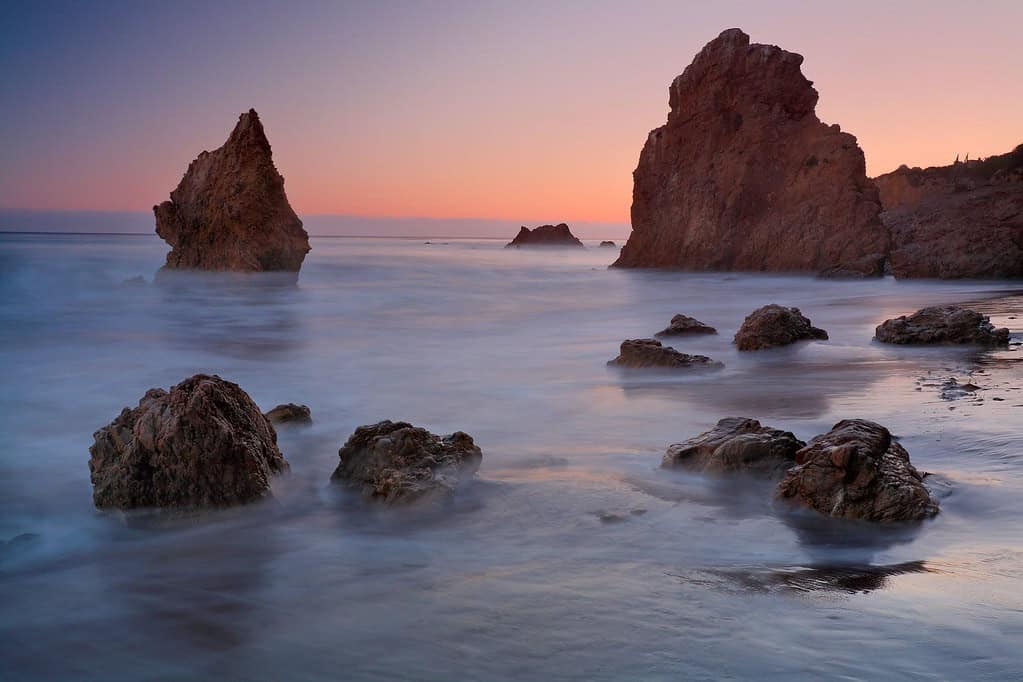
{"left": 154, "top": 109, "right": 310, "bottom": 272}
{"left": 613, "top": 28, "right": 887, "bottom": 276}
{"left": 655, "top": 313, "right": 717, "bottom": 337}
{"left": 331, "top": 420, "right": 483, "bottom": 503}
{"left": 777, "top": 419, "right": 939, "bottom": 522}
{"left": 608, "top": 338, "right": 722, "bottom": 369}
{"left": 89, "top": 374, "right": 289, "bottom": 510}
{"left": 264, "top": 403, "right": 312, "bottom": 425}
{"left": 875, "top": 306, "right": 1010, "bottom": 345}
{"left": 663, "top": 417, "right": 805, "bottom": 477}
{"left": 733, "top": 305, "right": 828, "bottom": 351}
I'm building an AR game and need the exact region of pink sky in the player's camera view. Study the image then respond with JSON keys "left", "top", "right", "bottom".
{"left": 1, "top": 1, "right": 1020, "bottom": 225}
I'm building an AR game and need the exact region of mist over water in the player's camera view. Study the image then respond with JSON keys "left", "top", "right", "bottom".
{"left": 2, "top": 233, "right": 1022, "bottom": 680}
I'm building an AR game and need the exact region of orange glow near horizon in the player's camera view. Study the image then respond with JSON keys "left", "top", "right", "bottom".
{"left": 2, "top": 2, "right": 1021, "bottom": 226}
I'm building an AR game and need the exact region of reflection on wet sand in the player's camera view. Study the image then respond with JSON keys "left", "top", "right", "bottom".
{"left": 676, "top": 560, "right": 934, "bottom": 596}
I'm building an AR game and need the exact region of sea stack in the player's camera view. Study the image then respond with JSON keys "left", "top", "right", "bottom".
{"left": 874, "top": 144, "right": 1023, "bottom": 279}
{"left": 154, "top": 109, "right": 310, "bottom": 272}
{"left": 505, "top": 223, "right": 584, "bottom": 248}
{"left": 614, "top": 29, "right": 888, "bottom": 276}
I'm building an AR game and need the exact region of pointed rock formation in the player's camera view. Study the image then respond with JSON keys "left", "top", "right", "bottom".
{"left": 874, "top": 144, "right": 1023, "bottom": 279}
{"left": 505, "top": 223, "right": 584, "bottom": 248}
{"left": 154, "top": 109, "right": 310, "bottom": 272}
{"left": 614, "top": 29, "right": 888, "bottom": 276}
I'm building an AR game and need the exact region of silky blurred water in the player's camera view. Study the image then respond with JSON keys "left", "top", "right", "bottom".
{"left": 1, "top": 233, "right": 1022, "bottom": 680}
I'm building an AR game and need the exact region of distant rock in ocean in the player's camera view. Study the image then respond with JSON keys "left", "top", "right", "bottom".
{"left": 599, "top": 241, "right": 617, "bottom": 248}
{"left": 614, "top": 28, "right": 888, "bottom": 277}
{"left": 505, "top": 223, "right": 584, "bottom": 248}
{"left": 265, "top": 403, "right": 312, "bottom": 425}
{"left": 154, "top": 109, "right": 310, "bottom": 272}
{"left": 874, "top": 144, "right": 1023, "bottom": 279}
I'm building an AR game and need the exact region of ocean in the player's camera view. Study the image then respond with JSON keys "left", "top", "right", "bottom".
{"left": 1, "top": 232, "right": 1022, "bottom": 680}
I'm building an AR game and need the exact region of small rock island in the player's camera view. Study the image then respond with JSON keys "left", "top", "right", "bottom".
{"left": 154, "top": 109, "right": 311, "bottom": 272}
{"left": 506, "top": 223, "right": 584, "bottom": 248}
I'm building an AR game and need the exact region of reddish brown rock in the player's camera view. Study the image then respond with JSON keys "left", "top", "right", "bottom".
{"left": 505, "top": 223, "right": 584, "bottom": 248}
{"left": 875, "top": 306, "right": 1010, "bottom": 346}
{"left": 874, "top": 144, "right": 1023, "bottom": 279}
{"left": 154, "top": 109, "right": 310, "bottom": 272}
{"left": 777, "top": 419, "right": 939, "bottom": 522}
{"left": 613, "top": 29, "right": 887, "bottom": 276}
{"left": 331, "top": 420, "right": 483, "bottom": 503}
{"left": 733, "top": 305, "right": 827, "bottom": 351}
{"left": 608, "top": 338, "right": 722, "bottom": 369}
{"left": 663, "top": 417, "right": 805, "bottom": 477}
{"left": 88, "top": 374, "right": 289, "bottom": 510}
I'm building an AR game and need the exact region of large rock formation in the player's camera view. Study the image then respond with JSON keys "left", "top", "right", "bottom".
{"left": 875, "top": 306, "right": 1010, "bottom": 346}
{"left": 154, "top": 109, "right": 310, "bottom": 272}
{"left": 89, "top": 375, "right": 289, "bottom": 510}
{"left": 733, "top": 305, "right": 828, "bottom": 350}
{"left": 613, "top": 29, "right": 888, "bottom": 276}
{"left": 607, "top": 338, "right": 722, "bottom": 369}
{"left": 505, "top": 223, "right": 584, "bottom": 248}
{"left": 331, "top": 420, "right": 483, "bottom": 503}
{"left": 875, "top": 144, "right": 1023, "bottom": 279}
{"left": 777, "top": 419, "right": 939, "bottom": 522}
{"left": 663, "top": 417, "right": 805, "bottom": 477}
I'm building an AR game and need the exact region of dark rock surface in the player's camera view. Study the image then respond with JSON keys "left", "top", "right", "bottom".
{"left": 663, "top": 417, "right": 805, "bottom": 476}
{"left": 505, "top": 223, "right": 584, "bottom": 248}
{"left": 614, "top": 28, "right": 888, "bottom": 276}
{"left": 264, "top": 403, "right": 312, "bottom": 425}
{"left": 89, "top": 374, "right": 289, "bottom": 510}
{"left": 154, "top": 109, "right": 310, "bottom": 272}
{"left": 655, "top": 313, "right": 718, "bottom": 337}
{"left": 599, "top": 240, "right": 617, "bottom": 248}
{"left": 874, "top": 144, "right": 1023, "bottom": 279}
{"left": 875, "top": 306, "right": 1009, "bottom": 345}
{"left": 607, "top": 338, "right": 723, "bottom": 369}
{"left": 733, "top": 305, "right": 828, "bottom": 350}
{"left": 777, "top": 419, "right": 939, "bottom": 522}
{"left": 331, "top": 420, "right": 483, "bottom": 503}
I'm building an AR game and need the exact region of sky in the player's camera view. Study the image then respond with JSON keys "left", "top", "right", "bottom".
{"left": 1, "top": 0, "right": 1021, "bottom": 231}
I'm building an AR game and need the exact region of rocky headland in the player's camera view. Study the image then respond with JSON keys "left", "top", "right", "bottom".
{"left": 613, "top": 28, "right": 888, "bottom": 276}
{"left": 154, "top": 109, "right": 310, "bottom": 272}
{"left": 875, "top": 144, "right": 1023, "bottom": 279}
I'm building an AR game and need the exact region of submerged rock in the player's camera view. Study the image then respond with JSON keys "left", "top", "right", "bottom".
{"left": 663, "top": 417, "right": 805, "bottom": 477}
{"left": 777, "top": 419, "right": 939, "bottom": 522}
{"left": 655, "top": 313, "right": 717, "bottom": 337}
{"left": 505, "top": 223, "right": 584, "bottom": 248}
{"left": 875, "top": 144, "right": 1023, "bottom": 279}
{"left": 614, "top": 28, "right": 887, "bottom": 276}
{"left": 599, "top": 240, "right": 617, "bottom": 248}
{"left": 264, "top": 403, "right": 312, "bottom": 425}
{"left": 733, "top": 305, "right": 828, "bottom": 350}
{"left": 89, "top": 374, "right": 288, "bottom": 510}
{"left": 154, "top": 109, "right": 310, "bottom": 272}
{"left": 331, "top": 420, "right": 483, "bottom": 503}
{"left": 875, "top": 306, "right": 1009, "bottom": 345}
{"left": 607, "top": 338, "right": 722, "bottom": 369}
